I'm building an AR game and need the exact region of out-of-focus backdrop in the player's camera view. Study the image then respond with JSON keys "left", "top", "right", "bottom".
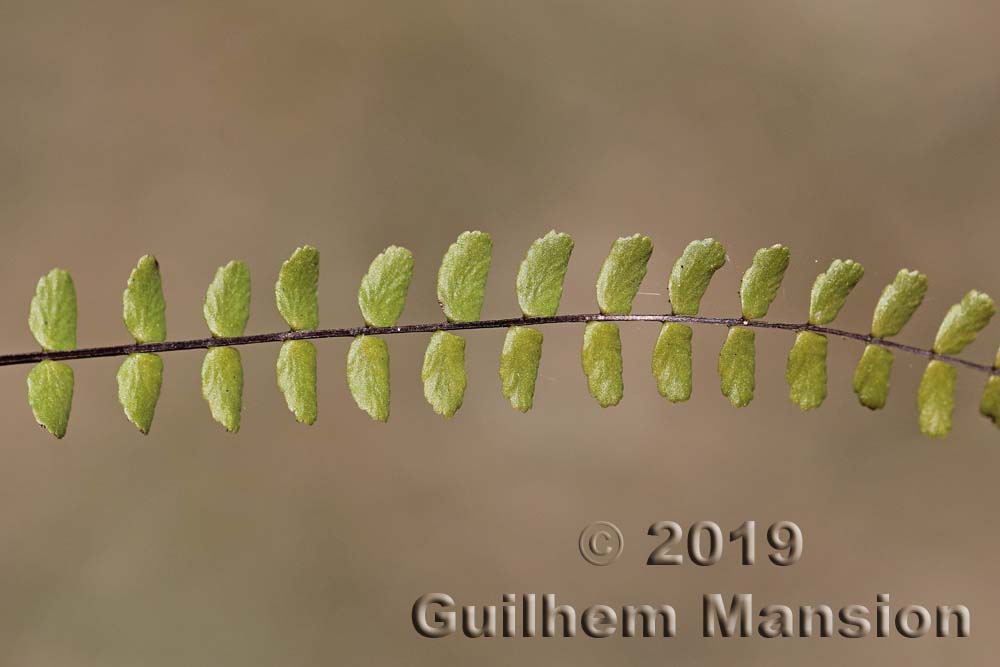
{"left": 2, "top": 1, "right": 1000, "bottom": 664}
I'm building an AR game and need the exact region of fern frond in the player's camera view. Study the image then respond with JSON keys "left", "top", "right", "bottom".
{"left": 7, "top": 233, "right": 1000, "bottom": 440}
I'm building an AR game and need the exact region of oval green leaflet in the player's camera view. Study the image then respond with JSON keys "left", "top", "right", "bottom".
{"left": 27, "top": 360, "right": 74, "bottom": 439}
{"left": 932, "top": 290, "right": 996, "bottom": 355}
{"left": 918, "top": 360, "right": 956, "bottom": 438}
{"left": 359, "top": 246, "right": 414, "bottom": 328}
{"left": 786, "top": 331, "right": 828, "bottom": 411}
{"left": 201, "top": 346, "right": 244, "bottom": 432}
{"left": 870, "top": 269, "right": 928, "bottom": 339}
{"left": 852, "top": 269, "right": 926, "bottom": 410}
{"left": 852, "top": 345, "right": 893, "bottom": 411}
{"left": 499, "top": 326, "right": 544, "bottom": 412}
{"left": 123, "top": 255, "right": 166, "bottom": 343}
{"left": 117, "top": 353, "right": 164, "bottom": 434}
{"left": 668, "top": 238, "right": 726, "bottom": 317}
{"left": 582, "top": 321, "right": 623, "bottom": 408}
{"left": 437, "top": 231, "right": 492, "bottom": 323}
{"left": 347, "top": 335, "right": 390, "bottom": 422}
{"left": 275, "top": 246, "right": 319, "bottom": 332}
{"left": 422, "top": 331, "right": 467, "bottom": 418}
{"left": 277, "top": 340, "right": 318, "bottom": 425}
{"left": 595, "top": 234, "right": 653, "bottom": 315}
{"left": 719, "top": 326, "right": 755, "bottom": 408}
{"left": 740, "top": 244, "right": 790, "bottom": 320}
{"left": 29, "top": 268, "right": 77, "bottom": 352}
{"left": 980, "top": 347, "right": 1000, "bottom": 427}
{"left": 808, "top": 259, "right": 864, "bottom": 326}
{"left": 204, "top": 260, "right": 251, "bottom": 338}
{"left": 516, "top": 231, "right": 574, "bottom": 318}
{"left": 652, "top": 322, "right": 693, "bottom": 403}
{"left": 982, "top": 376, "right": 1000, "bottom": 426}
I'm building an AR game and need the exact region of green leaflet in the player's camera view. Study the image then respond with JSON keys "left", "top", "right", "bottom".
{"left": 116, "top": 353, "right": 164, "bottom": 434}
{"left": 852, "top": 345, "right": 893, "bottom": 410}
{"left": 358, "top": 246, "right": 414, "bottom": 327}
{"left": 808, "top": 259, "right": 864, "bottom": 326}
{"left": 596, "top": 234, "right": 653, "bottom": 315}
{"left": 123, "top": 255, "right": 166, "bottom": 343}
{"left": 499, "top": 326, "right": 544, "bottom": 412}
{"left": 980, "top": 373, "right": 1000, "bottom": 427}
{"left": 786, "top": 331, "right": 828, "bottom": 410}
{"left": 204, "top": 260, "right": 251, "bottom": 338}
{"left": 26, "top": 360, "right": 74, "bottom": 439}
{"left": 668, "top": 238, "right": 727, "bottom": 316}
{"left": 652, "top": 322, "right": 693, "bottom": 402}
{"left": 422, "top": 331, "right": 467, "bottom": 418}
{"left": 981, "top": 346, "right": 1000, "bottom": 427}
{"left": 582, "top": 322, "right": 623, "bottom": 407}
{"left": 29, "top": 268, "right": 77, "bottom": 352}
{"left": 201, "top": 346, "right": 244, "bottom": 432}
{"left": 871, "top": 269, "right": 928, "bottom": 339}
{"left": 347, "top": 335, "right": 390, "bottom": 422}
{"left": 740, "top": 245, "right": 791, "bottom": 320}
{"left": 275, "top": 246, "right": 319, "bottom": 331}
{"left": 437, "top": 231, "right": 492, "bottom": 323}
{"left": 516, "top": 231, "right": 574, "bottom": 318}
{"left": 932, "top": 290, "right": 996, "bottom": 355}
{"left": 277, "top": 340, "right": 318, "bottom": 425}
{"left": 719, "top": 327, "right": 755, "bottom": 407}
{"left": 918, "top": 360, "right": 956, "bottom": 438}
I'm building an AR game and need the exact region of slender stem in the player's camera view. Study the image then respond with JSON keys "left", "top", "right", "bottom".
{"left": 1, "top": 313, "right": 997, "bottom": 376}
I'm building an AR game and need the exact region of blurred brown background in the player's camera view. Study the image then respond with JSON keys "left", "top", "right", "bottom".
{"left": 2, "top": 1, "right": 1000, "bottom": 664}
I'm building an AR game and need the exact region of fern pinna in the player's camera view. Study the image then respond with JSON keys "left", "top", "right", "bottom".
{"left": 7, "top": 231, "right": 1000, "bottom": 439}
